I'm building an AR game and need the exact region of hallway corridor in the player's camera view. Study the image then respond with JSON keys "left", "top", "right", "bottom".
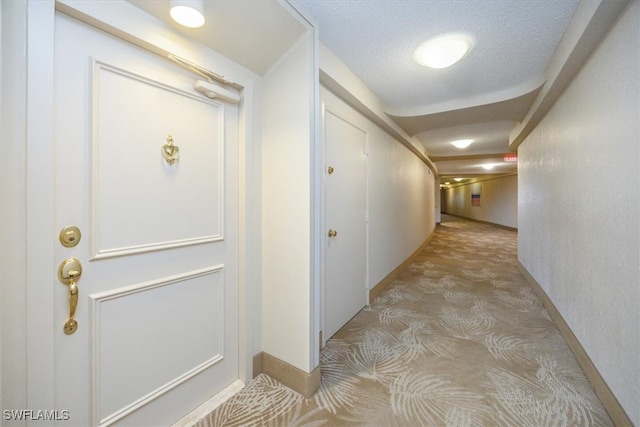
{"left": 196, "top": 216, "right": 611, "bottom": 426}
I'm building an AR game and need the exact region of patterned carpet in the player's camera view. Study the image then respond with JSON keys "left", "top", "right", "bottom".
{"left": 196, "top": 215, "right": 612, "bottom": 426}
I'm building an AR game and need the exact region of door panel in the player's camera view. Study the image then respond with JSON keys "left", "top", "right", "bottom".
{"left": 54, "top": 13, "right": 238, "bottom": 426}
{"left": 324, "top": 110, "right": 367, "bottom": 341}
{"left": 91, "top": 267, "right": 224, "bottom": 424}
{"left": 90, "top": 61, "right": 224, "bottom": 258}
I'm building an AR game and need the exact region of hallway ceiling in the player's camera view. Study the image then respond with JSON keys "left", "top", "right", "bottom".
{"left": 126, "top": 0, "right": 306, "bottom": 75}
{"left": 125, "top": 0, "right": 627, "bottom": 184}
{"left": 291, "top": 0, "right": 583, "bottom": 182}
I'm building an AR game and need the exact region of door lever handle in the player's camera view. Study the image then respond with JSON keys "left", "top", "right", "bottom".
{"left": 67, "top": 271, "right": 79, "bottom": 320}
{"left": 58, "top": 258, "right": 82, "bottom": 335}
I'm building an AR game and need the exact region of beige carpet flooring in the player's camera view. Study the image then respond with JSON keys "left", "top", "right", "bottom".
{"left": 196, "top": 215, "right": 612, "bottom": 426}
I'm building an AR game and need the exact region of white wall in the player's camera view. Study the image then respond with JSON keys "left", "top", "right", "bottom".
{"left": 442, "top": 174, "right": 518, "bottom": 228}
{"left": 320, "top": 87, "right": 435, "bottom": 293}
{"left": 261, "top": 33, "right": 314, "bottom": 373}
{"left": 518, "top": 1, "right": 639, "bottom": 423}
{"left": 367, "top": 124, "right": 435, "bottom": 287}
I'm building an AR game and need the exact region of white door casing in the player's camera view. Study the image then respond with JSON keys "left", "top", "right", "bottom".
{"left": 323, "top": 109, "right": 367, "bottom": 342}
{"left": 53, "top": 12, "right": 239, "bottom": 426}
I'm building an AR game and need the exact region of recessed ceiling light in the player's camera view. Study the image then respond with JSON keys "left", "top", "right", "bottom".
{"left": 454, "top": 178, "right": 463, "bottom": 182}
{"left": 482, "top": 164, "right": 496, "bottom": 170}
{"left": 444, "top": 182, "right": 451, "bottom": 185}
{"left": 170, "top": 0, "right": 205, "bottom": 28}
{"left": 414, "top": 34, "right": 473, "bottom": 69}
{"left": 451, "top": 139, "right": 474, "bottom": 149}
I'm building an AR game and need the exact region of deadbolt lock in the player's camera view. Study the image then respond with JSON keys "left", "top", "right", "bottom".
{"left": 327, "top": 166, "right": 334, "bottom": 174}
{"left": 59, "top": 225, "right": 81, "bottom": 248}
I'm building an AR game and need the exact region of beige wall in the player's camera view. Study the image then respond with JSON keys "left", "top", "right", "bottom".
{"left": 441, "top": 174, "right": 517, "bottom": 228}
{"left": 518, "top": 1, "right": 639, "bottom": 423}
{"left": 366, "top": 112, "right": 435, "bottom": 288}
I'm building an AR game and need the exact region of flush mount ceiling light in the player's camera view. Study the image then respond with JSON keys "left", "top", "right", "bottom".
{"left": 414, "top": 34, "right": 473, "bottom": 69}
{"left": 170, "top": 0, "right": 205, "bottom": 28}
{"left": 454, "top": 178, "right": 463, "bottom": 182}
{"left": 451, "top": 139, "right": 474, "bottom": 149}
{"left": 482, "top": 164, "right": 496, "bottom": 170}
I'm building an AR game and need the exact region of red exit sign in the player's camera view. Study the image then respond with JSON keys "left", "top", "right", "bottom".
{"left": 504, "top": 153, "right": 518, "bottom": 162}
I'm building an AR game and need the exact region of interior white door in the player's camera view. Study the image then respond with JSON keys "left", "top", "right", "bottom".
{"left": 324, "top": 110, "right": 367, "bottom": 342}
{"left": 53, "top": 13, "right": 239, "bottom": 426}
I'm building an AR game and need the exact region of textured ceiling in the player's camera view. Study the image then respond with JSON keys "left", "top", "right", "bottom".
{"left": 123, "top": 0, "right": 610, "bottom": 181}
{"left": 126, "top": 0, "right": 306, "bottom": 75}
{"left": 417, "top": 121, "right": 520, "bottom": 157}
{"left": 293, "top": 0, "right": 578, "bottom": 112}
{"left": 292, "top": 0, "right": 580, "bottom": 176}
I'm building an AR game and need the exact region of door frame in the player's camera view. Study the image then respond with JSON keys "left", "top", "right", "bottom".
{"left": 1, "top": 0, "right": 257, "bottom": 414}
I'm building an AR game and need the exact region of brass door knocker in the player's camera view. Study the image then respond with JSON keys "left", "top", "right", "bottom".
{"left": 162, "top": 134, "right": 180, "bottom": 165}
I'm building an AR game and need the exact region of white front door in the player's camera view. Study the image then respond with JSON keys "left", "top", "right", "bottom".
{"left": 52, "top": 12, "right": 239, "bottom": 426}
{"left": 324, "top": 109, "right": 367, "bottom": 342}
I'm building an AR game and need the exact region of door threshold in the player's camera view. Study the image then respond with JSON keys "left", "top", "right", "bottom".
{"left": 171, "top": 380, "right": 245, "bottom": 426}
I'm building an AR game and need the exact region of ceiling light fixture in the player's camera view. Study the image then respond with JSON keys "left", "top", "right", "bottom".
{"left": 454, "top": 178, "right": 463, "bottom": 182}
{"left": 414, "top": 34, "right": 473, "bottom": 69}
{"left": 482, "top": 164, "right": 496, "bottom": 170}
{"left": 451, "top": 139, "right": 474, "bottom": 149}
{"left": 170, "top": 0, "right": 205, "bottom": 28}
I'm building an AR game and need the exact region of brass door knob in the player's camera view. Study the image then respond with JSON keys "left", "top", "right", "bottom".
{"left": 328, "top": 229, "right": 338, "bottom": 238}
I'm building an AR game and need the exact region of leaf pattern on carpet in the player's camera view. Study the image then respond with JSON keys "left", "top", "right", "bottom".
{"left": 483, "top": 333, "right": 536, "bottom": 366}
{"left": 397, "top": 321, "right": 460, "bottom": 360}
{"left": 201, "top": 374, "right": 303, "bottom": 427}
{"left": 390, "top": 372, "right": 488, "bottom": 425}
{"left": 195, "top": 216, "right": 612, "bottom": 427}
{"left": 314, "top": 340, "right": 359, "bottom": 414}
{"left": 485, "top": 363, "right": 609, "bottom": 427}
{"left": 345, "top": 329, "right": 406, "bottom": 387}
{"left": 378, "top": 307, "right": 417, "bottom": 327}
{"left": 439, "top": 305, "right": 493, "bottom": 339}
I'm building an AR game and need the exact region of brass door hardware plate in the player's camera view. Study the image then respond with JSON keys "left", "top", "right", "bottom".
{"left": 59, "top": 225, "right": 81, "bottom": 247}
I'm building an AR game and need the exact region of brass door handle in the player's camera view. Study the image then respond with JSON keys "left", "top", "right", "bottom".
{"left": 67, "top": 273, "right": 79, "bottom": 319}
{"left": 328, "top": 229, "right": 338, "bottom": 238}
{"left": 58, "top": 258, "right": 82, "bottom": 335}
